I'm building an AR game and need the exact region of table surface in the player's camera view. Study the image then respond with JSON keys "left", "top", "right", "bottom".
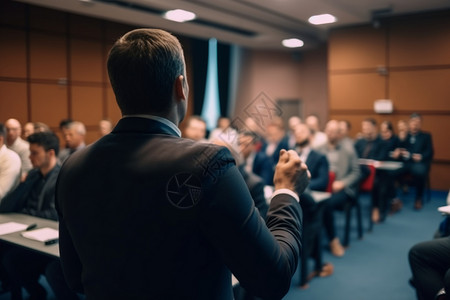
{"left": 358, "top": 159, "right": 404, "bottom": 171}
{"left": 0, "top": 213, "right": 59, "bottom": 257}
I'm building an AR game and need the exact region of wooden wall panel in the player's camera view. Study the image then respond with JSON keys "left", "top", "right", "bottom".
{"left": 0, "top": 82, "right": 28, "bottom": 123}
{"left": 329, "top": 73, "right": 385, "bottom": 110}
{"left": 389, "top": 69, "right": 450, "bottom": 111}
{"left": 30, "top": 83, "right": 68, "bottom": 127}
{"left": 418, "top": 115, "right": 450, "bottom": 161}
{"left": 69, "top": 14, "right": 103, "bottom": 39}
{"left": 70, "top": 38, "right": 103, "bottom": 83}
{"left": 0, "top": 28, "right": 27, "bottom": 78}
{"left": 430, "top": 163, "right": 450, "bottom": 191}
{"left": 71, "top": 86, "right": 103, "bottom": 126}
{"left": 29, "top": 32, "right": 67, "bottom": 80}
{"left": 29, "top": 6, "right": 66, "bottom": 34}
{"left": 328, "top": 26, "right": 386, "bottom": 71}
{"left": 389, "top": 17, "right": 450, "bottom": 67}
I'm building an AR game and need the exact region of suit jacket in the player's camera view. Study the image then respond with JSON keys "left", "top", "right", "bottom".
{"left": 304, "top": 150, "right": 329, "bottom": 192}
{"left": 0, "top": 165, "right": 60, "bottom": 221}
{"left": 251, "top": 151, "right": 274, "bottom": 186}
{"left": 404, "top": 131, "right": 434, "bottom": 165}
{"left": 354, "top": 136, "right": 383, "bottom": 160}
{"left": 378, "top": 135, "right": 400, "bottom": 161}
{"left": 56, "top": 117, "right": 302, "bottom": 300}
{"left": 238, "top": 165, "right": 268, "bottom": 220}
{"left": 260, "top": 135, "right": 289, "bottom": 168}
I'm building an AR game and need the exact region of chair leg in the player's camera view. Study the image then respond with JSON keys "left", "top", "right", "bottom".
{"left": 356, "top": 201, "right": 363, "bottom": 239}
{"left": 343, "top": 203, "right": 351, "bottom": 247}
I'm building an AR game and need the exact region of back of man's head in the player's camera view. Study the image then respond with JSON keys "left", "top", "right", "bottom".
{"left": 107, "top": 28, "right": 186, "bottom": 115}
{"left": 27, "top": 132, "right": 60, "bottom": 156}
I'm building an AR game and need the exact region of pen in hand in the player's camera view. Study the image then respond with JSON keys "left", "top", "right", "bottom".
{"left": 26, "top": 224, "right": 37, "bottom": 231}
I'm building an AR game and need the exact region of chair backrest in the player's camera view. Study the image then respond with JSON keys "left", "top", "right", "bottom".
{"left": 326, "top": 171, "right": 336, "bottom": 193}
{"left": 360, "top": 164, "right": 376, "bottom": 192}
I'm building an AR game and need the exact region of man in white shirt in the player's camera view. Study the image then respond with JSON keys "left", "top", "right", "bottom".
{"left": 0, "top": 123, "right": 21, "bottom": 202}
{"left": 5, "top": 118, "right": 32, "bottom": 181}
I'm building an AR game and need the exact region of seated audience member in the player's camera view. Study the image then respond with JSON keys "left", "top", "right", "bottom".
{"left": 293, "top": 123, "right": 331, "bottom": 287}
{"left": 183, "top": 115, "right": 207, "bottom": 142}
{"left": 239, "top": 131, "right": 274, "bottom": 186}
{"left": 209, "top": 116, "right": 237, "bottom": 142}
{"left": 371, "top": 121, "right": 401, "bottom": 222}
{"left": 397, "top": 113, "right": 434, "bottom": 210}
{"left": 305, "top": 114, "right": 327, "bottom": 149}
{"left": 23, "top": 122, "right": 35, "bottom": 139}
{"left": 397, "top": 119, "right": 409, "bottom": 145}
{"left": 98, "top": 119, "right": 113, "bottom": 137}
{"left": 5, "top": 118, "right": 32, "bottom": 181}
{"left": 261, "top": 117, "right": 289, "bottom": 170}
{"left": 56, "top": 28, "right": 307, "bottom": 299}
{"left": 338, "top": 120, "right": 355, "bottom": 154}
{"left": 287, "top": 116, "right": 302, "bottom": 149}
{"left": 34, "top": 122, "right": 50, "bottom": 134}
{"left": 0, "top": 123, "right": 21, "bottom": 203}
{"left": 409, "top": 236, "right": 450, "bottom": 300}
{"left": 58, "top": 121, "right": 87, "bottom": 164}
{"left": 354, "top": 118, "right": 382, "bottom": 179}
{"left": 58, "top": 118, "right": 73, "bottom": 149}
{"left": 318, "top": 120, "right": 360, "bottom": 257}
{"left": 0, "top": 132, "right": 61, "bottom": 299}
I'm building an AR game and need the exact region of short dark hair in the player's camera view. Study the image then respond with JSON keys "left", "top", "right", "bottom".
{"left": 381, "top": 120, "right": 394, "bottom": 133}
{"left": 27, "top": 132, "right": 60, "bottom": 156}
{"left": 363, "top": 118, "right": 377, "bottom": 126}
{"left": 410, "top": 112, "right": 422, "bottom": 120}
{"left": 107, "top": 28, "right": 186, "bottom": 115}
{"left": 59, "top": 119, "right": 73, "bottom": 130}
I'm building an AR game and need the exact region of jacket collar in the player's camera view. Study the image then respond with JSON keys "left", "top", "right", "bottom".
{"left": 112, "top": 117, "right": 180, "bottom": 137}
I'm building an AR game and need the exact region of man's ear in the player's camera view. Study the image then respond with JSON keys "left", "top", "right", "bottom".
{"left": 175, "top": 75, "right": 187, "bottom": 103}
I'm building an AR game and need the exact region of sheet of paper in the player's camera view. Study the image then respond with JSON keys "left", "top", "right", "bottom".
{"left": 438, "top": 205, "right": 450, "bottom": 215}
{"left": 21, "top": 227, "right": 59, "bottom": 242}
{"left": 0, "top": 222, "right": 28, "bottom": 235}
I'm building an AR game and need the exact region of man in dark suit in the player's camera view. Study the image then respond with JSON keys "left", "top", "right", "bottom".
{"left": 293, "top": 123, "right": 330, "bottom": 288}
{"left": 56, "top": 28, "right": 308, "bottom": 300}
{"left": 260, "top": 117, "right": 289, "bottom": 170}
{"left": 354, "top": 118, "right": 383, "bottom": 180}
{"left": 239, "top": 131, "right": 274, "bottom": 186}
{"left": 0, "top": 132, "right": 62, "bottom": 300}
{"left": 399, "top": 113, "right": 434, "bottom": 209}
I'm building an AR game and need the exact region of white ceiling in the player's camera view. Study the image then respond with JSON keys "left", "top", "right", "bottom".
{"left": 16, "top": 0, "right": 450, "bottom": 50}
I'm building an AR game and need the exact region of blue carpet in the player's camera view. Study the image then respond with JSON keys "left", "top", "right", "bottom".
{"left": 284, "top": 189, "right": 448, "bottom": 300}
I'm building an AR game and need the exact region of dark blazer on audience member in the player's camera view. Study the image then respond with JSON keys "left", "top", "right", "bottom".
{"left": 379, "top": 135, "right": 400, "bottom": 161}
{"left": 260, "top": 135, "right": 289, "bottom": 168}
{"left": 404, "top": 131, "right": 434, "bottom": 165}
{"left": 252, "top": 151, "right": 274, "bottom": 186}
{"left": 0, "top": 165, "right": 60, "bottom": 220}
{"left": 354, "top": 136, "right": 383, "bottom": 161}
{"left": 305, "top": 150, "right": 329, "bottom": 192}
{"left": 56, "top": 117, "right": 302, "bottom": 300}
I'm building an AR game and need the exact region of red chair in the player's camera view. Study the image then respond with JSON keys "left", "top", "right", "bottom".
{"left": 360, "top": 164, "right": 376, "bottom": 231}
{"left": 360, "top": 164, "right": 376, "bottom": 192}
{"left": 326, "top": 171, "right": 335, "bottom": 193}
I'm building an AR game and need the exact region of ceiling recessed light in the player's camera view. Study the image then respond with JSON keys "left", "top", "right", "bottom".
{"left": 282, "top": 38, "right": 304, "bottom": 48}
{"left": 164, "top": 9, "right": 196, "bottom": 23}
{"left": 308, "top": 14, "right": 337, "bottom": 25}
